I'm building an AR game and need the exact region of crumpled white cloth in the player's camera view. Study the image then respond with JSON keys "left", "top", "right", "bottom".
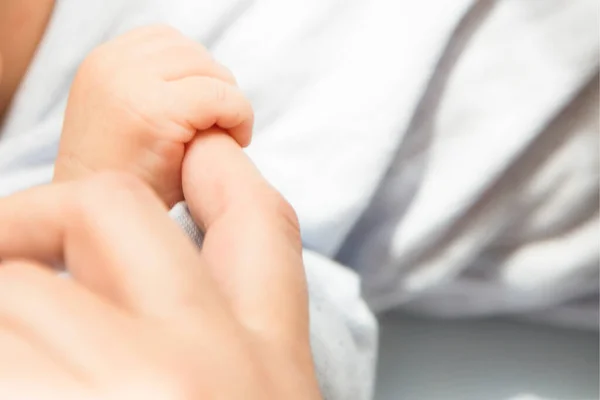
{"left": 334, "top": 0, "right": 599, "bottom": 329}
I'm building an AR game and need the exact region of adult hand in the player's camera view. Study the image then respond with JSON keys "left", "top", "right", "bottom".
{"left": 0, "top": 132, "right": 320, "bottom": 399}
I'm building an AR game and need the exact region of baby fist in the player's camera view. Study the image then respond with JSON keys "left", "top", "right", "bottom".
{"left": 54, "top": 25, "right": 253, "bottom": 207}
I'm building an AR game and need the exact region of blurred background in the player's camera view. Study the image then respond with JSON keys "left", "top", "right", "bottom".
{"left": 239, "top": 1, "right": 600, "bottom": 398}
{"left": 375, "top": 313, "right": 598, "bottom": 399}
{"left": 346, "top": 2, "right": 600, "bottom": 398}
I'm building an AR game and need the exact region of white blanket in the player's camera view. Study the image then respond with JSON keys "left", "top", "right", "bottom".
{"left": 366, "top": 0, "right": 597, "bottom": 328}
{"left": 334, "top": 0, "right": 599, "bottom": 329}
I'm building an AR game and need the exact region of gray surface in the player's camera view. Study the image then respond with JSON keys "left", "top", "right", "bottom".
{"left": 374, "top": 313, "right": 599, "bottom": 400}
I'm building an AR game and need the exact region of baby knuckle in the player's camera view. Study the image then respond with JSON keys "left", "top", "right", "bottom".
{"left": 211, "top": 79, "right": 229, "bottom": 102}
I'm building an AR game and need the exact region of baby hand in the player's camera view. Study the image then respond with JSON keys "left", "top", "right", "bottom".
{"left": 54, "top": 25, "right": 253, "bottom": 207}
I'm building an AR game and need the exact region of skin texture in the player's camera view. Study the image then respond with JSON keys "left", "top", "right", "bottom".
{"left": 0, "top": 133, "right": 322, "bottom": 400}
{"left": 53, "top": 25, "right": 254, "bottom": 207}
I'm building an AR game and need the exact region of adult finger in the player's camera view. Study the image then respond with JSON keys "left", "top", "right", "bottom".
{"left": 0, "top": 174, "right": 230, "bottom": 322}
{"left": 0, "top": 327, "right": 83, "bottom": 399}
{"left": 182, "top": 131, "right": 308, "bottom": 345}
{"left": 167, "top": 77, "right": 254, "bottom": 147}
{"left": 0, "top": 260, "right": 138, "bottom": 383}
